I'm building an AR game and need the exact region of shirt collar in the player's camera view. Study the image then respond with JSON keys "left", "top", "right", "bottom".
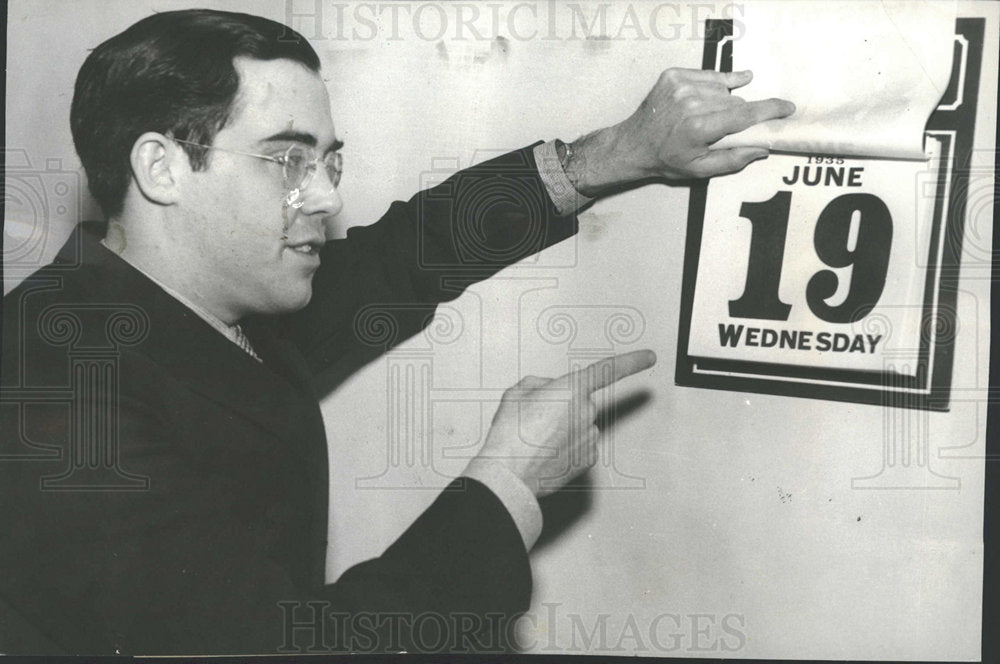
{"left": 99, "top": 238, "right": 262, "bottom": 361}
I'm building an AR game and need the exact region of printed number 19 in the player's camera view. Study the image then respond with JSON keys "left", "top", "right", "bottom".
{"left": 728, "top": 191, "right": 893, "bottom": 324}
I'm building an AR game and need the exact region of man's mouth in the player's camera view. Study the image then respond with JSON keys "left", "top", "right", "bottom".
{"left": 285, "top": 239, "right": 324, "bottom": 256}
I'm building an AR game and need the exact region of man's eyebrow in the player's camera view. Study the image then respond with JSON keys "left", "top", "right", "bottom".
{"left": 260, "top": 130, "right": 344, "bottom": 153}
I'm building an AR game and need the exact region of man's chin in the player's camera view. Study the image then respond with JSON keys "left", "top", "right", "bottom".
{"left": 260, "top": 287, "right": 314, "bottom": 316}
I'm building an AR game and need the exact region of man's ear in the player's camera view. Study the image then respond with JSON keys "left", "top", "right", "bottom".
{"left": 129, "top": 132, "right": 186, "bottom": 206}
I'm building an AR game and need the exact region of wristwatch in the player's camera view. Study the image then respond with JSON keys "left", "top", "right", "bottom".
{"left": 555, "top": 138, "right": 573, "bottom": 172}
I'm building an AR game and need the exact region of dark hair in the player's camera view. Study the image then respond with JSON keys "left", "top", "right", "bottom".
{"left": 70, "top": 9, "right": 321, "bottom": 219}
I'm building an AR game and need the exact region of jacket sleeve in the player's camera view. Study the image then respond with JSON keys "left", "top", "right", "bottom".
{"left": 279, "top": 143, "right": 578, "bottom": 379}
{"left": 0, "top": 391, "right": 531, "bottom": 655}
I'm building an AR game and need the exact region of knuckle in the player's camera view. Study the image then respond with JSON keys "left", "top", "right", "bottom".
{"left": 670, "top": 83, "right": 692, "bottom": 101}
{"left": 517, "top": 375, "right": 547, "bottom": 390}
{"left": 503, "top": 385, "right": 525, "bottom": 399}
{"left": 659, "top": 67, "right": 680, "bottom": 84}
{"left": 682, "top": 115, "right": 707, "bottom": 136}
{"left": 680, "top": 96, "right": 701, "bottom": 113}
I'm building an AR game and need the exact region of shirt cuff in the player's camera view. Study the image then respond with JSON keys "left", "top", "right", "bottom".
{"left": 533, "top": 140, "right": 594, "bottom": 216}
{"left": 461, "top": 458, "right": 543, "bottom": 551}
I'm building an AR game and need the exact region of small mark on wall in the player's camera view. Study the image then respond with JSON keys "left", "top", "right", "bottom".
{"left": 777, "top": 486, "right": 792, "bottom": 503}
{"left": 484, "top": 35, "right": 509, "bottom": 62}
{"left": 583, "top": 34, "right": 613, "bottom": 53}
{"left": 578, "top": 210, "right": 621, "bottom": 241}
{"left": 437, "top": 36, "right": 510, "bottom": 66}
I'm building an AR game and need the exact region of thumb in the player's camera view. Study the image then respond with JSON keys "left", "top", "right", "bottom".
{"left": 692, "top": 147, "right": 769, "bottom": 177}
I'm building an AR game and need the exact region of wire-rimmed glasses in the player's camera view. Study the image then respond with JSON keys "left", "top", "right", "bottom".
{"left": 172, "top": 138, "right": 342, "bottom": 192}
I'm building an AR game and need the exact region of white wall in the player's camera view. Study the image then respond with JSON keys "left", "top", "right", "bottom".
{"left": 4, "top": 1, "right": 995, "bottom": 659}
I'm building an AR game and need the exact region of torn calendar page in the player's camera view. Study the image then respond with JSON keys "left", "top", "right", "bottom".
{"left": 714, "top": 1, "right": 957, "bottom": 160}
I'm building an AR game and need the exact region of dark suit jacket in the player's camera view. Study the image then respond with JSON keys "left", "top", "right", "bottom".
{"left": 0, "top": 145, "right": 577, "bottom": 654}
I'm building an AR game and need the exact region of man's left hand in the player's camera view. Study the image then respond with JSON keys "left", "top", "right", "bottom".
{"left": 565, "top": 68, "right": 795, "bottom": 194}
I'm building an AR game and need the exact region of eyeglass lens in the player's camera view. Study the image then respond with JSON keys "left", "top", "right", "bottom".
{"left": 284, "top": 146, "right": 343, "bottom": 191}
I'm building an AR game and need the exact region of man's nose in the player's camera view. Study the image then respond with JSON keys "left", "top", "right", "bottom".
{"left": 297, "top": 167, "right": 343, "bottom": 218}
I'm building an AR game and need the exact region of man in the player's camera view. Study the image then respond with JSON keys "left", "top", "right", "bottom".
{"left": 0, "top": 9, "right": 793, "bottom": 655}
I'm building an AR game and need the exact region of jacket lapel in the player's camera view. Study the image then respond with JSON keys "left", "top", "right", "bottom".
{"left": 63, "top": 224, "right": 313, "bottom": 447}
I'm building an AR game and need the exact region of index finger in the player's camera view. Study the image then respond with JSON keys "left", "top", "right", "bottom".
{"left": 667, "top": 68, "right": 754, "bottom": 89}
{"left": 554, "top": 349, "right": 658, "bottom": 394}
{"left": 700, "top": 97, "right": 797, "bottom": 144}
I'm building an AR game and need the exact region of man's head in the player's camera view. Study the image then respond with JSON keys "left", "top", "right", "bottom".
{"left": 72, "top": 9, "right": 321, "bottom": 221}
{"left": 71, "top": 10, "right": 344, "bottom": 321}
